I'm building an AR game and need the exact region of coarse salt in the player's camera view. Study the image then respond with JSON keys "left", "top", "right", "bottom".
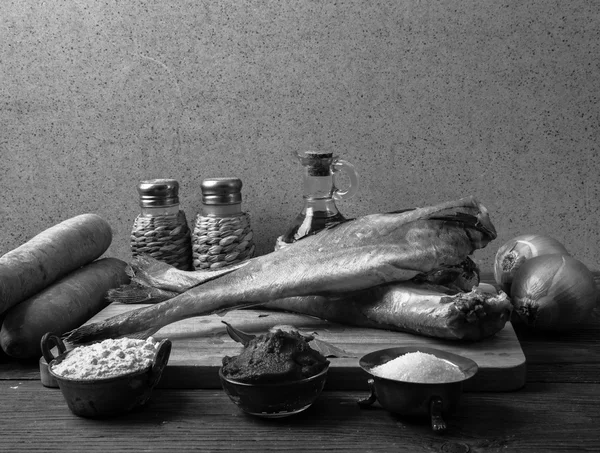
{"left": 370, "top": 351, "right": 465, "bottom": 383}
{"left": 51, "top": 337, "right": 158, "bottom": 380}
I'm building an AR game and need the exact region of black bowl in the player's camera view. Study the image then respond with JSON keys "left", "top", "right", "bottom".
{"left": 219, "top": 364, "right": 329, "bottom": 418}
{"left": 358, "top": 346, "right": 478, "bottom": 432}
{"left": 41, "top": 333, "right": 172, "bottom": 418}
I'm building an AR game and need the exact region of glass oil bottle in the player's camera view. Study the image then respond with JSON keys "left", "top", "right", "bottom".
{"left": 275, "top": 151, "right": 358, "bottom": 250}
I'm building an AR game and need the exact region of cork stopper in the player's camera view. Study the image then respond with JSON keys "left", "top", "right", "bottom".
{"left": 137, "top": 179, "right": 180, "bottom": 208}
{"left": 299, "top": 151, "right": 334, "bottom": 177}
{"left": 201, "top": 178, "right": 243, "bottom": 205}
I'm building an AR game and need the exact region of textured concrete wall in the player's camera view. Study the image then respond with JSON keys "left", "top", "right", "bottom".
{"left": 2, "top": 1, "right": 599, "bottom": 272}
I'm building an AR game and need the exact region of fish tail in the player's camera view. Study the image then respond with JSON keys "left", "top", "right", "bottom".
{"left": 63, "top": 320, "right": 162, "bottom": 345}
{"left": 107, "top": 283, "right": 177, "bottom": 304}
{"left": 63, "top": 303, "right": 167, "bottom": 345}
{"left": 65, "top": 285, "right": 238, "bottom": 345}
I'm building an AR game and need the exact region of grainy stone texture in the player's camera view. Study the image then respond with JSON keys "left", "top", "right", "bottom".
{"left": 1, "top": 1, "right": 599, "bottom": 272}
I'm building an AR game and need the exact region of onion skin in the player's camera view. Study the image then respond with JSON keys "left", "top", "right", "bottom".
{"left": 494, "top": 234, "right": 570, "bottom": 295}
{"left": 510, "top": 254, "right": 598, "bottom": 331}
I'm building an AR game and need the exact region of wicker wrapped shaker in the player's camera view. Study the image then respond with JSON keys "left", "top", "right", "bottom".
{"left": 192, "top": 177, "right": 255, "bottom": 270}
{"left": 130, "top": 179, "right": 193, "bottom": 271}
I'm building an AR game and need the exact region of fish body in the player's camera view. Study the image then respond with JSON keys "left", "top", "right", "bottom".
{"left": 265, "top": 283, "right": 511, "bottom": 341}
{"left": 65, "top": 196, "right": 496, "bottom": 344}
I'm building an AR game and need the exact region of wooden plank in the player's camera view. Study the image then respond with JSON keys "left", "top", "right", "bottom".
{"left": 1, "top": 381, "right": 599, "bottom": 453}
{"left": 84, "top": 303, "right": 527, "bottom": 392}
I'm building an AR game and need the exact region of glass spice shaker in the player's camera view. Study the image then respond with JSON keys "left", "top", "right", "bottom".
{"left": 192, "top": 177, "right": 255, "bottom": 270}
{"left": 275, "top": 150, "right": 358, "bottom": 250}
{"left": 130, "top": 179, "right": 193, "bottom": 271}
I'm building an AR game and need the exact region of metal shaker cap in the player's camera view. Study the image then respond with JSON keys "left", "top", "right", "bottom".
{"left": 201, "top": 177, "right": 243, "bottom": 205}
{"left": 137, "top": 179, "right": 180, "bottom": 208}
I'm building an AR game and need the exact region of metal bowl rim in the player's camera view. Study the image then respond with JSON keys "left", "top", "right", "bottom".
{"left": 358, "top": 346, "right": 479, "bottom": 385}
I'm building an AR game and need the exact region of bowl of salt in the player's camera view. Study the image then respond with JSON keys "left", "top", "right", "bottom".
{"left": 357, "top": 346, "right": 478, "bottom": 432}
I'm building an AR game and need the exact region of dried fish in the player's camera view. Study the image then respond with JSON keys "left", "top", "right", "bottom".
{"left": 65, "top": 196, "right": 496, "bottom": 344}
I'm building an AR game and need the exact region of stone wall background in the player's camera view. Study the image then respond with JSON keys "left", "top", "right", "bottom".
{"left": 2, "top": 1, "right": 599, "bottom": 272}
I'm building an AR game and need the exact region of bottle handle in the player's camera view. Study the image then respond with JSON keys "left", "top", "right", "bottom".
{"left": 332, "top": 159, "right": 359, "bottom": 201}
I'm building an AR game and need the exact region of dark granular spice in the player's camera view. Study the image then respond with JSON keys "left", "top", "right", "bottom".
{"left": 221, "top": 329, "right": 329, "bottom": 384}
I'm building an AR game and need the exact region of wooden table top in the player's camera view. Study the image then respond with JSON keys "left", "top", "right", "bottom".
{"left": 1, "top": 274, "right": 599, "bottom": 453}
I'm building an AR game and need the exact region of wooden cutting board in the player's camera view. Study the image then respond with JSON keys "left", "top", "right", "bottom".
{"left": 86, "top": 303, "right": 526, "bottom": 392}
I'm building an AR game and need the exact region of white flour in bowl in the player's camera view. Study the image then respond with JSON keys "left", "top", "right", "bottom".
{"left": 369, "top": 351, "right": 465, "bottom": 383}
{"left": 51, "top": 337, "right": 159, "bottom": 380}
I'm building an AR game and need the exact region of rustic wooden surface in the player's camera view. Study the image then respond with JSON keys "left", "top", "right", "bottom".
{"left": 1, "top": 273, "right": 599, "bottom": 452}
{"left": 83, "top": 301, "right": 526, "bottom": 391}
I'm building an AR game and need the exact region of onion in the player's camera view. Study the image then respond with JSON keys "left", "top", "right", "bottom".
{"left": 494, "top": 234, "right": 570, "bottom": 295}
{"left": 510, "top": 254, "right": 598, "bottom": 331}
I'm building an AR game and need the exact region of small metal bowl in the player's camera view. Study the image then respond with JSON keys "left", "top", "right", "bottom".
{"left": 219, "top": 364, "right": 329, "bottom": 418}
{"left": 41, "top": 332, "right": 172, "bottom": 418}
{"left": 358, "top": 346, "right": 478, "bottom": 432}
